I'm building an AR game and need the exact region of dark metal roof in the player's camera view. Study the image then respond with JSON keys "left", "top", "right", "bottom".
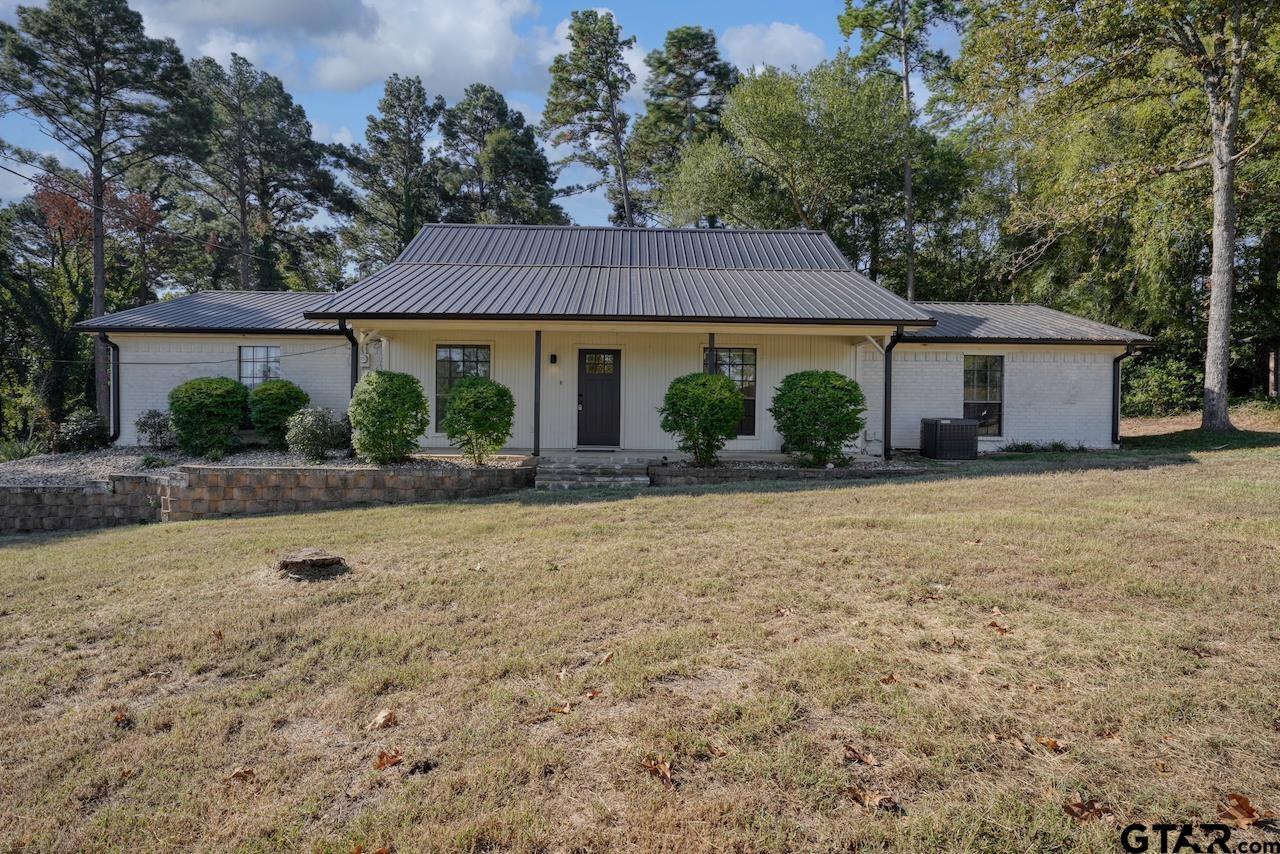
{"left": 74, "top": 291, "right": 340, "bottom": 335}
{"left": 903, "top": 302, "right": 1151, "bottom": 344}
{"left": 307, "top": 224, "right": 934, "bottom": 326}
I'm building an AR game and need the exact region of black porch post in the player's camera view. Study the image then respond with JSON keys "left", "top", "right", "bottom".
{"left": 533, "top": 330, "right": 542, "bottom": 456}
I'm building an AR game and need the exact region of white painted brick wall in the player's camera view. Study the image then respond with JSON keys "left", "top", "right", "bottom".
{"left": 112, "top": 334, "right": 351, "bottom": 446}
{"left": 858, "top": 343, "right": 1124, "bottom": 453}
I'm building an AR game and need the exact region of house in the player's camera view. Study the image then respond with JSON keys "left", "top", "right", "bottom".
{"left": 77, "top": 223, "right": 1150, "bottom": 457}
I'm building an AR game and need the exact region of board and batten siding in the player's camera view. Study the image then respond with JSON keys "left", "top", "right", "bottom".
{"left": 112, "top": 334, "right": 351, "bottom": 446}
{"left": 857, "top": 342, "right": 1125, "bottom": 452}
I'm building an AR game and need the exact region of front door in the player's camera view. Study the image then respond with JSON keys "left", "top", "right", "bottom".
{"left": 577, "top": 349, "right": 621, "bottom": 446}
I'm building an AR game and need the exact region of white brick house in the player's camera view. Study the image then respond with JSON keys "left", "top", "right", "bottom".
{"left": 79, "top": 224, "right": 1150, "bottom": 456}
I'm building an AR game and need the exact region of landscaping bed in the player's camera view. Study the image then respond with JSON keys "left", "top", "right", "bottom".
{"left": 650, "top": 456, "right": 920, "bottom": 486}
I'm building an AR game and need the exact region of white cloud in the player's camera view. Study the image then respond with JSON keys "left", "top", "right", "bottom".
{"left": 312, "top": 123, "right": 355, "bottom": 146}
{"left": 720, "top": 22, "right": 826, "bottom": 73}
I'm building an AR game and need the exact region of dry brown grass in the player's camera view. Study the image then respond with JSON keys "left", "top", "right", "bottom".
{"left": 1, "top": 409, "right": 1278, "bottom": 852}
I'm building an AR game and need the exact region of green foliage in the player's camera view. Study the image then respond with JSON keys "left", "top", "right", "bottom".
{"left": 658, "top": 373, "right": 743, "bottom": 467}
{"left": 347, "top": 371, "right": 429, "bottom": 464}
{"left": 440, "top": 84, "right": 567, "bottom": 225}
{"left": 999, "top": 440, "right": 1084, "bottom": 453}
{"left": 440, "top": 377, "right": 515, "bottom": 465}
{"left": 138, "top": 453, "right": 170, "bottom": 470}
{"left": 56, "top": 407, "right": 109, "bottom": 452}
{"left": 249, "top": 379, "right": 310, "bottom": 449}
{"left": 168, "top": 377, "right": 249, "bottom": 460}
{"left": 1122, "top": 356, "right": 1204, "bottom": 418}
{"left": 0, "top": 436, "right": 45, "bottom": 462}
{"left": 134, "top": 409, "right": 177, "bottom": 449}
{"left": 541, "top": 10, "right": 638, "bottom": 225}
{"left": 285, "top": 407, "right": 348, "bottom": 463}
{"left": 768, "top": 371, "right": 867, "bottom": 466}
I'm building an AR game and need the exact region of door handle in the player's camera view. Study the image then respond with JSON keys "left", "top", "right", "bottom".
{"left": 577, "top": 393, "right": 583, "bottom": 412}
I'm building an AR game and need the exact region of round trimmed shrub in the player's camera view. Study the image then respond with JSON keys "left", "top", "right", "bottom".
{"left": 658, "top": 373, "right": 743, "bottom": 467}
{"left": 441, "top": 377, "right": 515, "bottom": 465}
{"left": 249, "top": 379, "right": 310, "bottom": 449}
{"left": 285, "top": 407, "right": 347, "bottom": 462}
{"left": 347, "top": 370, "right": 429, "bottom": 464}
{"left": 57, "top": 408, "right": 110, "bottom": 452}
{"left": 169, "top": 376, "right": 249, "bottom": 459}
{"left": 769, "top": 370, "right": 867, "bottom": 466}
{"left": 134, "top": 408, "right": 178, "bottom": 449}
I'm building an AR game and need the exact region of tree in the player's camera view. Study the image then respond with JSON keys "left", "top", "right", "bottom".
{"left": 439, "top": 84, "right": 566, "bottom": 224}
{"left": 0, "top": 0, "right": 207, "bottom": 417}
{"left": 626, "top": 26, "right": 737, "bottom": 225}
{"left": 955, "top": 1, "right": 1280, "bottom": 431}
{"left": 839, "top": 0, "right": 965, "bottom": 302}
{"left": 341, "top": 74, "right": 445, "bottom": 273}
{"left": 542, "top": 10, "right": 638, "bottom": 226}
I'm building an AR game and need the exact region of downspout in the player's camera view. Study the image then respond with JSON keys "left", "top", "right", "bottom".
{"left": 1112, "top": 343, "right": 1136, "bottom": 446}
{"left": 97, "top": 332, "right": 120, "bottom": 443}
{"left": 883, "top": 326, "right": 903, "bottom": 461}
{"left": 338, "top": 319, "right": 359, "bottom": 393}
{"left": 533, "top": 330, "right": 542, "bottom": 457}
{"left": 704, "top": 332, "right": 716, "bottom": 373}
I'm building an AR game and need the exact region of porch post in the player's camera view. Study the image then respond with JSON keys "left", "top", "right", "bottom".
{"left": 533, "top": 329, "right": 542, "bottom": 456}
{"left": 704, "top": 332, "right": 716, "bottom": 373}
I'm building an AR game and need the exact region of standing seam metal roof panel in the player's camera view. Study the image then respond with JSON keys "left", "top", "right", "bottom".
{"left": 904, "top": 302, "right": 1151, "bottom": 343}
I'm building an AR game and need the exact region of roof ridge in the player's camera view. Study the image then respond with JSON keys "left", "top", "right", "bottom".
{"left": 421, "top": 222, "right": 831, "bottom": 235}
{"left": 386, "top": 260, "right": 850, "bottom": 272}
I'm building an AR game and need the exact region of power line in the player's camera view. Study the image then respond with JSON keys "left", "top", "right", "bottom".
{"left": 0, "top": 154, "right": 277, "bottom": 264}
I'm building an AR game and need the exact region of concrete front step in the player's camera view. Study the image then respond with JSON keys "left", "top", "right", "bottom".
{"left": 537, "top": 478, "right": 651, "bottom": 491}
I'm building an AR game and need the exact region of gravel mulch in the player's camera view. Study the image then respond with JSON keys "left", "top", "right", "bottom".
{"left": 0, "top": 447, "right": 528, "bottom": 486}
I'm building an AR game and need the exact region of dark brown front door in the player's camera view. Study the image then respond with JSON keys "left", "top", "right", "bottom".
{"left": 577, "top": 349, "right": 621, "bottom": 446}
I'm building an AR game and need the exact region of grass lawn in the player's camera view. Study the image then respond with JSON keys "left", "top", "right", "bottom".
{"left": 2, "top": 405, "right": 1278, "bottom": 852}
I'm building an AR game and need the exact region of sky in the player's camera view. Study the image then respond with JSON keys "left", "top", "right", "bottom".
{"left": 0, "top": 0, "right": 959, "bottom": 225}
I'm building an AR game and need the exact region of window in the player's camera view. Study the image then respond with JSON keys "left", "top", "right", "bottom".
{"left": 435, "top": 344, "right": 491, "bottom": 430}
{"left": 963, "top": 355, "right": 1003, "bottom": 436}
{"left": 706, "top": 347, "right": 757, "bottom": 436}
{"left": 238, "top": 345, "right": 281, "bottom": 388}
{"left": 584, "top": 352, "right": 615, "bottom": 374}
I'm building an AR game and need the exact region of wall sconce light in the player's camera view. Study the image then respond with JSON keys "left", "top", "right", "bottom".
{"left": 549, "top": 353, "right": 558, "bottom": 365}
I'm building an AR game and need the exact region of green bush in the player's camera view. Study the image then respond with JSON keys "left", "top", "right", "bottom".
{"left": 285, "top": 407, "right": 348, "bottom": 463}
{"left": 0, "top": 437, "right": 46, "bottom": 462}
{"left": 134, "top": 409, "right": 178, "bottom": 449}
{"left": 440, "top": 377, "right": 515, "bottom": 465}
{"left": 249, "top": 379, "right": 310, "bottom": 449}
{"left": 658, "top": 373, "right": 743, "bottom": 467}
{"left": 1122, "top": 355, "right": 1202, "bottom": 417}
{"left": 169, "top": 377, "right": 249, "bottom": 459}
{"left": 347, "top": 371, "right": 429, "bottom": 464}
{"left": 768, "top": 370, "right": 866, "bottom": 466}
{"left": 57, "top": 408, "right": 110, "bottom": 452}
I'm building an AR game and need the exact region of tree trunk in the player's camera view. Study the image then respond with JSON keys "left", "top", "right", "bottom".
{"left": 608, "top": 99, "right": 634, "bottom": 226}
{"left": 237, "top": 163, "right": 252, "bottom": 290}
{"left": 91, "top": 156, "right": 109, "bottom": 419}
{"left": 1201, "top": 98, "right": 1237, "bottom": 431}
{"left": 898, "top": 0, "right": 916, "bottom": 302}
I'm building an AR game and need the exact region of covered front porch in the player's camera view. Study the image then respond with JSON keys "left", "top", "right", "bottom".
{"left": 339, "top": 319, "right": 902, "bottom": 458}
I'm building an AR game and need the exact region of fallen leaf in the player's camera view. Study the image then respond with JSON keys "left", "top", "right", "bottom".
{"left": 1218, "top": 793, "right": 1275, "bottom": 828}
{"left": 599, "top": 651, "right": 614, "bottom": 665}
{"left": 879, "top": 672, "right": 900, "bottom": 685}
{"left": 708, "top": 744, "right": 726, "bottom": 757}
{"left": 1036, "top": 736, "right": 1067, "bottom": 753}
{"left": 469, "top": 563, "right": 485, "bottom": 572}
{"left": 556, "top": 668, "right": 569, "bottom": 682}
{"left": 583, "top": 689, "right": 601, "bottom": 700}
{"left": 843, "top": 743, "right": 880, "bottom": 766}
{"left": 1153, "top": 760, "right": 1170, "bottom": 773}
{"left": 851, "top": 786, "right": 904, "bottom": 814}
{"left": 964, "top": 538, "right": 983, "bottom": 546}
{"left": 366, "top": 709, "right": 397, "bottom": 731}
{"left": 775, "top": 606, "right": 793, "bottom": 617}
{"left": 1064, "top": 799, "right": 1115, "bottom": 823}
{"left": 991, "top": 606, "right": 1004, "bottom": 617}
{"left": 227, "top": 767, "right": 255, "bottom": 782}
{"left": 641, "top": 756, "right": 673, "bottom": 789}
{"left": 373, "top": 750, "right": 402, "bottom": 771}
{"left": 112, "top": 707, "right": 133, "bottom": 730}
{"left": 987, "top": 620, "right": 1011, "bottom": 635}
{"left": 1009, "top": 736, "right": 1032, "bottom": 754}
{"left": 212, "top": 629, "right": 224, "bottom": 642}
{"left": 550, "top": 701, "right": 572, "bottom": 715}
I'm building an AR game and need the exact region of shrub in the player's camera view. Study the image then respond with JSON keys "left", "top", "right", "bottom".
{"left": 249, "top": 379, "right": 310, "bottom": 449}
{"left": 768, "top": 370, "right": 867, "bottom": 466}
{"left": 1122, "top": 355, "right": 1202, "bottom": 417}
{"left": 347, "top": 370, "right": 429, "bottom": 464}
{"left": 138, "top": 453, "right": 170, "bottom": 470}
{"left": 658, "top": 373, "right": 743, "bottom": 467}
{"left": 169, "top": 376, "right": 249, "bottom": 459}
{"left": 57, "top": 408, "right": 110, "bottom": 452}
{"left": 134, "top": 409, "right": 178, "bottom": 449}
{"left": 0, "top": 437, "right": 45, "bottom": 462}
{"left": 285, "top": 407, "right": 348, "bottom": 463}
{"left": 440, "top": 377, "right": 515, "bottom": 465}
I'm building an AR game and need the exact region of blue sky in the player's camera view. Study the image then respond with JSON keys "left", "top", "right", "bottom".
{"left": 0, "top": 0, "right": 958, "bottom": 224}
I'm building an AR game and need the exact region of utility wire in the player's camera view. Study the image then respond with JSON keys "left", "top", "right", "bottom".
{"left": 0, "top": 154, "right": 277, "bottom": 264}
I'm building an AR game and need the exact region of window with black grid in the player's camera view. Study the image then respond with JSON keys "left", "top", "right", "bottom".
{"left": 705, "top": 347, "right": 757, "bottom": 436}
{"left": 435, "top": 345, "right": 491, "bottom": 430}
{"left": 963, "top": 355, "right": 1003, "bottom": 436}
{"left": 238, "top": 345, "right": 281, "bottom": 388}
